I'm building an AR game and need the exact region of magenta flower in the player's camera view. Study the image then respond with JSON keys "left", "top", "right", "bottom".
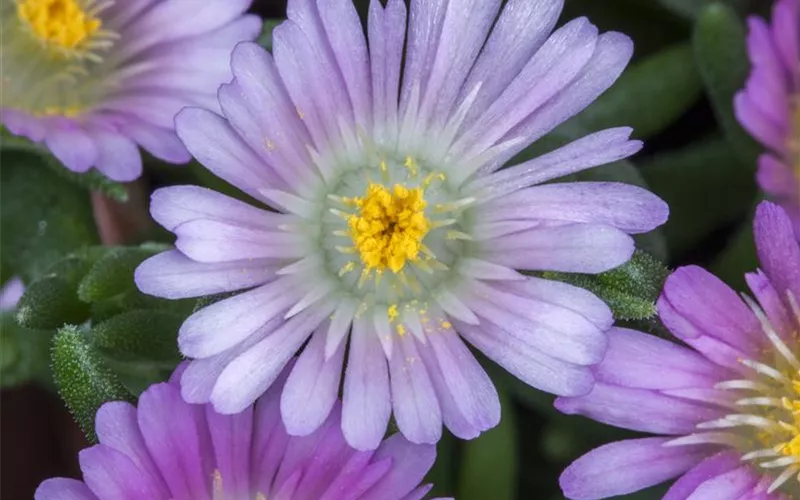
{"left": 735, "top": 0, "right": 800, "bottom": 235}
{"left": 557, "top": 201, "right": 800, "bottom": 499}
{"left": 136, "top": 0, "right": 668, "bottom": 450}
{"left": 1, "top": 0, "right": 260, "bottom": 181}
{"left": 35, "top": 366, "right": 443, "bottom": 500}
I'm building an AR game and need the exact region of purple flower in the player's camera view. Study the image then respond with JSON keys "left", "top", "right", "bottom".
{"left": 0, "top": 277, "right": 24, "bottom": 311}
{"left": 35, "top": 365, "right": 444, "bottom": 500}
{"left": 735, "top": 0, "right": 800, "bottom": 235}
{"left": 557, "top": 201, "right": 800, "bottom": 499}
{"left": 1, "top": 0, "right": 261, "bottom": 181}
{"left": 135, "top": 0, "right": 668, "bottom": 450}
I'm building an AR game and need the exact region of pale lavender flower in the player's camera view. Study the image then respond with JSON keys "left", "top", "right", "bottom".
{"left": 1, "top": 0, "right": 260, "bottom": 181}
{"left": 735, "top": 0, "right": 800, "bottom": 234}
{"left": 136, "top": 0, "right": 668, "bottom": 450}
{"left": 35, "top": 365, "right": 444, "bottom": 500}
{"left": 0, "top": 277, "right": 24, "bottom": 310}
{"left": 558, "top": 201, "right": 800, "bottom": 499}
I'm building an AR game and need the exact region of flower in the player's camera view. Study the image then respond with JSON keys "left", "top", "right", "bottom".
{"left": 734, "top": 0, "right": 800, "bottom": 235}
{"left": 35, "top": 365, "right": 444, "bottom": 500}
{"left": 557, "top": 201, "right": 800, "bottom": 499}
{"left": 135, "top": 0, "right": 668, "bottom": 450}
{"left": 0, "top": 277, "right": 24, "bottom": 311}
{"left": 1, "top": 0, "right": 261, "bottom": 181}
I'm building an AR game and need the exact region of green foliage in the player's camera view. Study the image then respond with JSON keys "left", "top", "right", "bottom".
{"left": 0, "top": 313, "right": 51, "bottom": 388}
{"left": 694, "top": 3, "right": 761, "bottom": 166}
{"left": 0, "top": 150, "right": 98, "bottom": 281}
{"left": 543, "top": 251, "right": 671, "bottom": 321}
{"left": 16, "top": 276, "right": 91, "bottom": 330}
{"left": 92, "top": 310, "right": 183, "bottom": 362}
{"left": 641, "top": 137, "right": 757, "bottom": 258}
{"left": 257, "top": 19, "right": 283, "bottom": 51}
{"left": 458, "top": 388, "right": 518, "bottom": 500}
{"left": 1, "top": 132, "right": 128, "bottom": 201}
{"left": 578, "top": 43, "right": 703, "bottom": 138}
{"left": 52, "top": 325, "right": 134, "bottom": 442}
{"left": 78, "top": 245, "right": 168, "bottom": 302}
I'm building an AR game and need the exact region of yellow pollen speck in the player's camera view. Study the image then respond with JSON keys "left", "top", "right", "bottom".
{"left": 387, "top": 304, "right": 399, "bottom": 322}
{"left": 441, "top": 320, "right": 452, "bottom": 329}
{"left": 396, "top": 324, "right": 406, "bottom": 336}
{"left": 18, "top": 0, "right": 101, "bottom": 50}
{"left": 347, "top": 182, "right": 430, "bottom": 273}
{"left": 404, "top": 156, "right": 418, "bottom": 177}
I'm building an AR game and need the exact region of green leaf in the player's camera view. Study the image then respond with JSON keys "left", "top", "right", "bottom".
{"left": 457, "top": 388, "right": 518, "bottom": 500}
{"left": 52, "top": 325, "right": 134, "bottom": 441}
{"left": 91, "top": 310, "right": 183, "bottom": 362}
{"left": 0, "top": 150, "right": 99, "bottom": 281}
{"left": 425, "top": 430, "right": 458, "bottom": 498}
{"left": 0, "top": 313, "right": 51, "bottom": 388}
{"left": 640, "top": 137, "right": 756, "bottom": 258}
{"left": 257, "top": 19, "right": 283, "bottom": 51}
{"left": 78, "top": 244, "right": 167, "bottom": 302}
{"left": 694, "top": 3, "right": 761, "bottom": 166}
{"left": 1, "top": 132, "right": 128, "bottom": 201}
{"left": 710, "top": 208, "right": 759, "bottom": 291}
{"left": 543, "top": 251, "right": 670, "bottom": 321}
{"left": 576, "top": 43, "right": 702, "bottom": 138}
{"left": 14, "top": 247, "right": 106, "bottom": 329}
{"left": 16, "top": 276, "right": 91, "bottom": 329}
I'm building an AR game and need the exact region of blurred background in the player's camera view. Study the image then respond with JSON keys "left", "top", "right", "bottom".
{"left": 1, "top": 0, "right": 772, "bottom": 498}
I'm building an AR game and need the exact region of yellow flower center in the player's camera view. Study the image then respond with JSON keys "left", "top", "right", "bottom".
{"left": 346, "top": 183, "right": 430, "bottom": 274}
{"left": 17, "top": 0, "right": 101, "bottom": 50}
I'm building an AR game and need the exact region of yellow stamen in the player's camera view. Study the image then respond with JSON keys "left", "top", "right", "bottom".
{"left": 347, "top": 182, "right": 430, "bottom": 273}
{"left": 388, "top": 304, "right": 399, "bottom": 322}
{"left": 18, "top": 0, "right": 101, "bottom": 50}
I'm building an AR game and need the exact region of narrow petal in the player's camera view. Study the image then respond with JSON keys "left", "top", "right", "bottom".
{"left": 136, "top": 383, "right": 211, "bottom": 499}
{"left": 560, "top": 438, "right": 711, "bottom": 500}
{"left": 210, "top": 305, "right": 333, "bottom": 414}
{"left": 35, "top": 479, "right": 98, "bottom": 500}
{"left": 753, "top": 201, "right": 800, "bottom": 300}
{"left": 663, "top": 451, "right": 742, "bottom": 500}
{"left": 659, "top": 266, "right": 763, "bottom": 354}
{"left": 44, "top": 127, "right": 97, "bottom": 173}
{"left": 136, "top": 250, "right": 275, "bottom": 300}
{"left": 361, "top": 435, "right": 437, "bottom": 500}
{"left": 483, "top": 182, "right": 668, "bottom": 234}
{"left": 90, "top": 129, "right": 143, "bottom": 182}
{"left": 179, "top": 279, "right": 301, "bottom": 358}
{"left": 457, "top": 320, "right": 594, "bottom": 397}
{"left": 174, "top": 219, "right": 305, "bottom": 262}
{"left": 342, "top": 318, "right": 392, "bottom": 451}
{"left": 555, "top": 383, "right": 722, "bottom": 435}
{"left": 94, "top": 402, "right": 169, "bottom": 496}
{"left": 483, "top": 222, "right": 634, "bottom": 274}
{"left": 388, "top": 334, "right": 442, "bottom": 444}
{"left": 460, "top": 0, "right": 564, "bottom": 125}
{"left": 281, "top": 325, "right": 346, "bottom": 436}
{"left": 205, "top": 405, "right": 254, "bottom": 498}
{"left": 593, "top": 328, "right": 725, "bottom": 390}
{"left": 175, "top": 107, "right": 279, "bottom": 203}
{"left": 684, "top": 466, "right": 760, "bottom": 500}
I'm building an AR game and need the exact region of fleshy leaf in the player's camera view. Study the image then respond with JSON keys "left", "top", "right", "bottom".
{"left": 52, "top": 325, "right": 134, "bottom": 442}
{"left": 1, "top": 150, "right": 99, "bottom": 281}
{"left": 457, "top": 387, "right": 518, "bottom": 500}
{"left": 577, "top": 43, "right": 702, "bottom": 139}
{"left": 91, "top": 310, "right": 183, "bottom": 362}
{"left": 1, "top": 130, "right": 128, "bottom": 201}
{"left": 694, "top": 3, "right": 761, "bottom": 166}
{"left": 641, "top": 137, "right": 756, "bottom": 258}
{"left": 16, "top": 276, "right": 91, "bottom": 330}
{"left": 543, "top": 251, "right": 671, "bottom": 321}
{"left": 78, "top": 244, "right": 168, "bottom": 303}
